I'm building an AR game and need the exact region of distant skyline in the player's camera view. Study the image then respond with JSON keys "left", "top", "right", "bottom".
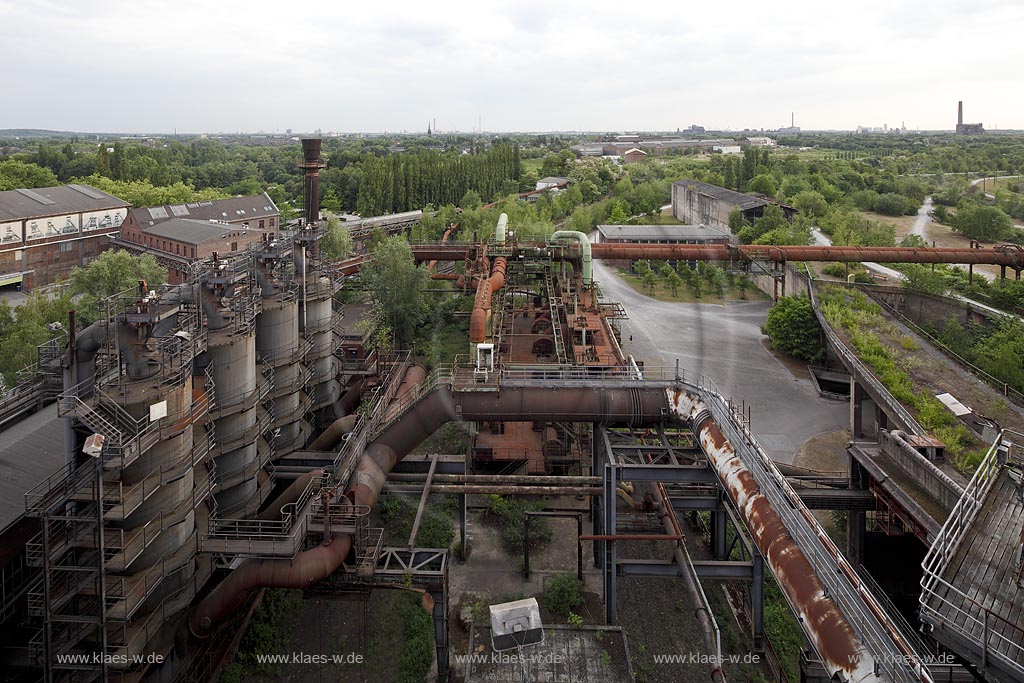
{"left": 2, "top": 0, "right": 1022, "bottom": 134}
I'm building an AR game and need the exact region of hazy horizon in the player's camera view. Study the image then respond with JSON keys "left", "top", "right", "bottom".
{"left": 2, "top": 0, "right": 1022, "bottom": 134}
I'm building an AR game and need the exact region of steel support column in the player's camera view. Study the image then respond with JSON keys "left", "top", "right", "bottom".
{"left": 751, "top": 548, "right": 764, "bottom": 652}
{"left": 602, "top": 462, "right": 617, "bottom": 625}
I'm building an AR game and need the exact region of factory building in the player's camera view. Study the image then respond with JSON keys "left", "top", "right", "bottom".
{"left": 955, "top": 100, "right": 984, "bottom": 135}
{"left": 671, "top": 179, "right": 796, "bottom": 232}
{"left": 117, "top": 217, "right": 272, "bottom": 283}
{"left": 120, "top": 193, "right": 280, "bottom": 235}
{"left": 0, "top": 184, "right": 130, "bottom": 289}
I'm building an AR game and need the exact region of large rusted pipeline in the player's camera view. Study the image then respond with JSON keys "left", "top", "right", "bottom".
{"left": 306, "top": 415, "right": 357, "bottom": 452}
{"left": 666, "top": 390, "right": 927, "bottom": 683}
{"left": 588, "top": 242, "right": 1024, "bottom": 266}
{"left": 257, "top": 469, "right": 324, "bottom": 520}
{"left": 189, "top": 384, "right": 671, "bottom": 636}
{"left": 428, "top": 223, "right": 457, "bottom": 273}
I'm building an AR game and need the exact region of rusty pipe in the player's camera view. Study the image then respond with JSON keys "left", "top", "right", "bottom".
{"left": 586, "top": 242, "right": 1024, "bottom": 266}
{"left": 667, "top": 389, "right": 880, "bottom": 682}
{"left": 190, "top": 384, "right": 673, "bottom": 635}
{"left": 385, "top": 484, "right": 601, "bottom": 495}
{"left": 428, "top": 223, "right": 457, "bottom": 273}
{"left": 306, "top": 415, "right": 358, "bottom": 452}
{"left": 257, "top": 469, "right": 324, "bottom": 521}
{"left": 386, "top": 473, "right": 601, "bottom": 485}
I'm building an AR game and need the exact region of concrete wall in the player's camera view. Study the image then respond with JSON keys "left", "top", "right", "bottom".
{"left": 860, "top": 285, "right": 999, "bottom": 330}
{"left": 878, "top": 430, "right": 963, "bottom": 512}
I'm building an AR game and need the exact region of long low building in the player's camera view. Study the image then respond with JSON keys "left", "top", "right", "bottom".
{"left": 671, "top": 180, "right": 796, "bottom": 232}
{"left": 0, "top": 184, "right": 130, "bottom": 289}
{"left": 594, "top": 223, "right": 731, "bottom": 269}
{"left": 117, "top": 217, "right": 271, "bottom": 283}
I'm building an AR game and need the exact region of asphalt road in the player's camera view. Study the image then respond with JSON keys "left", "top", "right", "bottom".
{"left": 591, "top": 257, "right": 848, "bottom": 464}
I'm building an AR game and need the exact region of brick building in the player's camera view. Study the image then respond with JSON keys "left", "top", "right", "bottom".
{"left": 0, "top": 184, "right": 130, "bottom": 289}
{"left": 117, "top": 217, "right": 271, "bottom": 283}
{"left": 120, "top": 193, "right": 280, "bottom": 236}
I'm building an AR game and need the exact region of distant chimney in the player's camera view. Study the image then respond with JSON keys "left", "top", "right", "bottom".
{"left": 299, "top": 138, "right": 326, "bottom": 227}
{"left": 958, "top": 101, "right": 963, "bottom": 127}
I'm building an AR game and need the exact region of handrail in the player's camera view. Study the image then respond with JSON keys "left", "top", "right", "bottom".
{"left": 919, "top": 429, "right": 1024, "bottom": 675}
{"left": 693, "top": 375, "right": 933, "bottom": 682}
{"left": 797, "top": 272, "right": 927, "bottom": 436}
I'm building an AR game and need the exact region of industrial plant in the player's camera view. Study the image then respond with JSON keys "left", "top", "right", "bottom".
{"left": 1, "top": 138, "right": 1023, "bottom": 683}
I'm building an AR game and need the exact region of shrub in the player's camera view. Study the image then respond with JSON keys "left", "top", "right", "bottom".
{"left": 544, "top": 573, "right": 584, "bottom": 617}
{"left": 763, "top": 295, "right": 824, "bottom": 362}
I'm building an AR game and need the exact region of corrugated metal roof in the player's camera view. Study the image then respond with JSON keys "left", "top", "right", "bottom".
{"left": 672, "top": 179, "right": 769, "bottom": 211}
{"left": 141, "top": 218, "right": 262, "bottom": 245}
{"left": 0, "top": 404, "right": 65, "bottom": 533}
{"left": 0, "top": 184, "right": 129, "bottom": 222}
{"left": 596, "top": 224, "right": 730, "bottom": 242}
{"left": 129, "top": 192, "right": 279, "bottom": 228}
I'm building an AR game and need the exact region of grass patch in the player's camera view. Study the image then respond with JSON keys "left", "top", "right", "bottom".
{"left": 616, "top": 270, "right": 764, "bottom": 304}
{"left": 366, "top": 590, "right": 435, "bottom": 683}
{"left": 378, "top": 493, "right": 456, "bottom": 549}
{"left": 219, "top": 589, "right": 304, "bottom": 682}
{"left": 819, "top": 285, "right": 986, "bottom": 471}
{"left": 484, "top": 494, "right": 552, "bottom": 552}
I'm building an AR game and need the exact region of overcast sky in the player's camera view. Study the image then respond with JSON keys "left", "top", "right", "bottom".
{"left": 2, "top": 0, "right": 1021, "bottom": 134}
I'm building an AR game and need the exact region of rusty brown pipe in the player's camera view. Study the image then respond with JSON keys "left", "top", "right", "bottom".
{"left": 667, "top": 391, "right": 879, "bottom": 682}
{"left": 306, "top": 415, "right": 358, "bottom": 452}
{"left": 469, "top": 256, "right": 506, "bottom": 344}
{"left": 587, "top": 242, "right": 1024, "bottom": 266}
{"left": 257, "top": 469, "right": 324, "bottom": 521}
{"left": 189, "top": 384, "right": 673, "bottom": 636}
{"left": 428, "top": 224, "right": 457, "bottom": 273}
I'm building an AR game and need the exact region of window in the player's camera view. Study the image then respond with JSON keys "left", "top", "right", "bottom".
{"left": 60, "top": 241, "right": 74, "bottom": 253}
{"left": 269, "top": 217, "right": 275, "bottom": 227}
{"left": 231, "top": 242, "right": 238, "bottom": 252}
{"left": 259, "top": 220, "right": 265, "bottom": 229}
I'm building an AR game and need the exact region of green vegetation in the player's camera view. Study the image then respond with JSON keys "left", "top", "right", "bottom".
{"left": 621, "top": 261, "right": 754, "bottom": 303}
{"left": 543, "top": 573, "right": 584, "bottom": 618}
{"left": 0, "top": 250, "right": 165, "bottom": 386}
{"left": 219, "top": 588, "right": 303, "bottom": 683}
{"left": 949, "top": 200, "right": 1015, "bottom": 241}
{"left": 763, "top": 295, "right": 824, "bottom": 362}
{"left": 763, "top": 575, "right": 801, "bottom": 683}
{"left": 377, "top": 494, "right": 456, "bottom": 549}
{"left": 320, "top": 215, "right": 354, "bottom": 259}
{"left": 359, "top": 236, "right": 430, "bottom": 348}
{"left": 67, "top": 249, "right": 167, "bottom": 322}
{"left": 485, "top": 494, "right": 551, "bottom": 552}
{"left": 819, "top": 286, "right": 985, "bottom": 471}
{"left": 364, "top": 590, "right": 435, "bottom": 683}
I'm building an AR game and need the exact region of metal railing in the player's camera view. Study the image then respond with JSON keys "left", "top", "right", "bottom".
{"left": 919, "top": 430, "right": 1024, "bottom": 676}
{"left": 797, "top": 271, "right": 927, "bottom": 436}
{"left": 694, "top": 374, "right": 932, "bottom": 682}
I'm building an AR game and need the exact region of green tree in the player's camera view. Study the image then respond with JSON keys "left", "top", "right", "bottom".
{"left": 973, "top": 319, "right": 1024, "bottom": 394}
{"left": 360, "top": 236, "right": 430, "bottom": 348}
{"left": 641, "top": 270, "right": 657, "bottom": 295}
{"left": 763, "top": 295, "right": 823, "bottom": 362}
{"left": 950, "top": 201, "right": 1014, "bottom": 241}
{"left": 460, "top": 189, "right": 482, "bottom": 210}
{"left": 320, "top": 216, "right": 353, "bottom": 259}
{"left": 793, "top": 190, "right": 828, "bottom": 219}
{"left": 664, "top": 271, "right": 683, "bottom": 297}
{"left": 0, "top": 159, "right": 59, "bottom": 190}
{"left": 608, "top": 202, "right": 629, "bottom": 224}
{"left": 747, "top": 173, "right": 778, "bottom": 196}
{"left": 68, "top": 250, "right": 167, "bottom": 322}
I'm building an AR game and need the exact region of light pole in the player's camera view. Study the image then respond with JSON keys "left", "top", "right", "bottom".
{"left": 83, "top": 433, "right": 108, "bottom": 678}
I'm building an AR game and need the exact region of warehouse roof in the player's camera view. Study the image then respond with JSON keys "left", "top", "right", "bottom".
{"left": 596, "top": 224, "right": 730, "bottom": 242}
{"left": 129, "top": 192, "right": 279, "bottom": 228}
{"left": 671, "top": 179, "right": 770, "bottom": 211}
{"left": 0, "top": 404, "right": 64, "bottom": 534}
{"left": 538, "top": 176, "right": 570, "bottom": 185}
{"left": 0, "top": 184, "right": 129, "bottom": 222}
{"left": 141, "top": 217, "right": 265, "bottom": 245}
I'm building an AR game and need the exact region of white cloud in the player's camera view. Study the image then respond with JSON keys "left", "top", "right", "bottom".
{"left": 1, "top": 0, "right": 1021, "bottom": 132}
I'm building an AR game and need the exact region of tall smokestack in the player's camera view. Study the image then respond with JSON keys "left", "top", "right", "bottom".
{"left": 299, "top": 138, "right": 326, "bottom": 227}
{"left": 958, "top": 101, "right": 963, "bottom": 127}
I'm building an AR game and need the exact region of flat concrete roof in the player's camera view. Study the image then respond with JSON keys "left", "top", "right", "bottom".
{"left": 0, "top": 404, "right": 64, "bottom": 533}
{"left": 466, "top": 624, "right": 632, "bottom": 683}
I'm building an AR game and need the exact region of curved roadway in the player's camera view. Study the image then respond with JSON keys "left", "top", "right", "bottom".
{"left": 590, "top": 256, "right": 848, "bottom": 464}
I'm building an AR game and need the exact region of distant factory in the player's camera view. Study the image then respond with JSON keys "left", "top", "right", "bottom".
{"left": 956, "top": 100, "right": 985, "bottom": 135}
